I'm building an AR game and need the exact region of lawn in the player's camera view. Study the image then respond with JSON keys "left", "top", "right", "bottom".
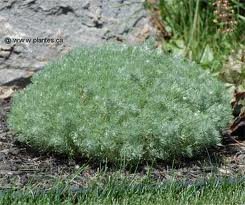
{"left": 1, "top": 175, "right": 244, "bottom": 205}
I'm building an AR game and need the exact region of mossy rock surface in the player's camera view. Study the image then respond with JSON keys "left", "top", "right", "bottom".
{"left": 8, "top": 45, "right": 232, "bottom": 162}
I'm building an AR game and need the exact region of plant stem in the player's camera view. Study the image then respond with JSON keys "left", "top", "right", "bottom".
{"left": 185, "top": 0, "right": 201, "bottom": 59}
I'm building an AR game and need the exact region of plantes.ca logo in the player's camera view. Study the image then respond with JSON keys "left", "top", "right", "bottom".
{"left": 4, "top": 37, "right": 63, "bottom": 45}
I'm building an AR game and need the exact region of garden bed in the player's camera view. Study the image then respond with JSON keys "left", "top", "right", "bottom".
{"left": 0, "top": 96, "right": 244, "bottom": 190}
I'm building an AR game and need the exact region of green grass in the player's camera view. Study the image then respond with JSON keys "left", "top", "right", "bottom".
{"left": 1, "top": 176, "right": 244, "bottom": 205}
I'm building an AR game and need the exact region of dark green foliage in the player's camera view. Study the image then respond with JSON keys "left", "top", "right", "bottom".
{"left": 8, "top": 45, "right": 232, "bottom": 162}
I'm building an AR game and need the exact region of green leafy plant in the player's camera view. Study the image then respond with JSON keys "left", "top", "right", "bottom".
{"left": 8, "top": 45, "right": 232, "bottom": 163}
{"left": 151, "top": 0, "right": 244, "bottom": 72}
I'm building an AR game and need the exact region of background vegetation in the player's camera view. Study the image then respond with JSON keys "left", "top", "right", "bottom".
{"left": 146, "top": 0, "right": 244, "bottom": 89}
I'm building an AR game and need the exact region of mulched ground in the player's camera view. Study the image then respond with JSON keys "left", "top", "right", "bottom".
{"left": 0, "top": 97, "right": 244, "bottom": 190}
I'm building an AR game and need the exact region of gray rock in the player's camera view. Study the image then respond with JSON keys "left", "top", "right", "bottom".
{"left": 0, "top": 69, "right": 33, "bottom": 85}
{"left": 0, "top": 0, "right": 156, "bottom": 85}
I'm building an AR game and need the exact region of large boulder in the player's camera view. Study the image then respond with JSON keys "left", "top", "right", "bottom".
{"left": 0, "top": 0, "right": 155, "bottom": 85}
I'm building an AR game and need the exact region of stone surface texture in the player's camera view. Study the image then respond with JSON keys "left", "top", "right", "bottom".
{"left": 0, "top": 0, "right": 155, "bottom": 85}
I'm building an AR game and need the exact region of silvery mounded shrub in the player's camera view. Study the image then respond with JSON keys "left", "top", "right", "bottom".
{"left": 8, "top": 44, "right": 232, "bottom": 162}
